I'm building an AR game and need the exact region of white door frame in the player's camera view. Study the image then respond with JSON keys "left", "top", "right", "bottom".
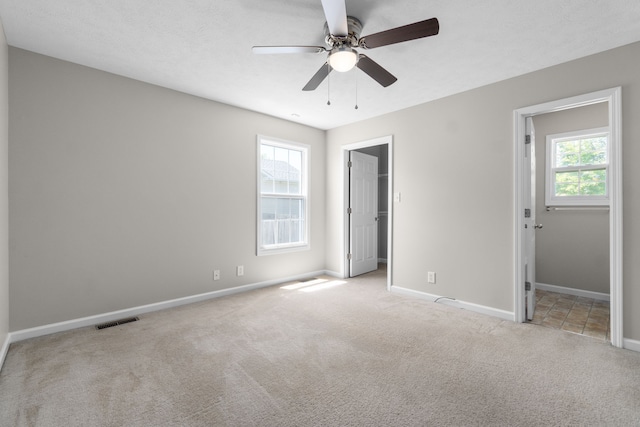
{"left": 343, "top": 135, "right": 393, "bottom": 291}
{"left": 513, "top": 87, "right": 623, "bottom": 348}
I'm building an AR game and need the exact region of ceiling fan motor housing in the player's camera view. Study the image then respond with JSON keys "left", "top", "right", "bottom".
{"left": 324, "top": 16, "right": 362, "bottom": 48}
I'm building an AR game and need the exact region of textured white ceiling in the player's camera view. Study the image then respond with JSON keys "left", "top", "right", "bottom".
{"left": 1, "top": 0, "right": 639, "bottom": 130}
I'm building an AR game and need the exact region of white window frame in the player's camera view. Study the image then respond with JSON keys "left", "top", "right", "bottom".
{"left": 545, "top": 127, "right": 610, "bottom": 207}
{"left": 257, "top": 135, "right": 310, "bottom": 256}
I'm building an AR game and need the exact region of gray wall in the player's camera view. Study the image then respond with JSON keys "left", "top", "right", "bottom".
{"left": 0, "top": 20, "right": 8, "bottom": 349}
{"left": 8, "top": 48, "right": 326, "bottom": 331}
{"left": 326, "top": 41, "right": 640, "bottom": 341}
{"left": 533, "top": 104, "right": 609, "bottom": 294}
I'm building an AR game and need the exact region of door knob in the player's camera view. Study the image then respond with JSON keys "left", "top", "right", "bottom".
{"left": 534, "top": 224, "right": 543, "bottom": 229}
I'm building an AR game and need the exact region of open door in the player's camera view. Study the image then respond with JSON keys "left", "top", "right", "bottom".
{"left": 524, "top": 117, "right": 538, "bottom": 320}
{"left": 349, "top": 151, "right": 378, "bottom": 277}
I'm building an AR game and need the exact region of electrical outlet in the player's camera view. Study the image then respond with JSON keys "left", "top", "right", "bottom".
{"left": 427, "top": 271, "right": 436, "bottom": 284}
{"left": 394, "top": 192, "right": 401, "bottom": 203}
{"left": 213, "top": 270, "right": 220, "bottom": 281}
{"left": 237, "top": 265, "right": 244, "bottom": 277}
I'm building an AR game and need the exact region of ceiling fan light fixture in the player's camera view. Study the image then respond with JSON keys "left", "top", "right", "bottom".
{"left": 328, "top": 46, "right": 358, "bottom": 72}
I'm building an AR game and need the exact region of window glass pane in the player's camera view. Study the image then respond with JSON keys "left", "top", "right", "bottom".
{"left": 580, "top": 168, "right": 606, "bottom": 196}
{"left": 555, "top": 140, "right": 579, "bottom": 167}
{"left": 580, "top": 136, "right": 607, "bottom": 165}
{"left": 274, "top": 147, "right": 289, "bottom": 163}
{"left": 555, "top": 171, "right": 579, "bottom": 196}
{"left": 261, "top": 197, "right": 276, "bottom": 220}
{"left": 261, "top": 197, "right": 276, "bottom": 246}
{"left": 555, "top": 169, "right": 607, "bottom": 197}
{"left": 581, "top": 169, "right": 606, "bottom": 182}
{"left": 261, "top": 173, "right": 274, "bottom": 194}
{"left": 260, "top": 197, "right": 305, "bottom": 246}
{"left": 289, "top": 149, "right": 302, "bottom": 171}
{"left": 581, "top": 137, "right": 607, "bottom": 153}
{"left": 261, "top": 144, "right": 274, "bottom": 161}
{"left": 580, "top": 182, "right": 606, "bottom": 196}
{"left": 288, "top": 150, "right": 302, "bottom": 195}
{"left": 580, "top": 150, "right": 606, "bottom": 165}
{"left": 555, "top": 182, "right": 579, "bottom": 196}
{"left": 274, "top": 180, "right": 288, "bottom": 193}
{"left": 555, "top": 170, "right": 578, "bottom": 183}
{"left": 261, "top": 145, "right": 275, "bottom": 193}
{"left": 277, "top": 198, "right": 291, "bottom": 244}
{"left": 261, "top": 146, "right": 303, "bottom": 195}
{"left": 555, "top": 136, "right": 607, "bottom": 167}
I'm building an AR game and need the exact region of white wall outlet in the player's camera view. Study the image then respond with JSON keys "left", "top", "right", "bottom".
{"left": 427, "top": 271, "right": 436, "bottom": 284}
{"left": 213, "top": 270, "right": 220, "bottom": 281}
{"left": 237, "top": 265, "right": 244, "bottom": 276}
{"left": 394, "top": 192, "right": 401, "bottom": 203}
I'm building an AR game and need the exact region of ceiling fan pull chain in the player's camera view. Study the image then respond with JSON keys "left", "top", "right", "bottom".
{"left": 327, "top": 63, "right": 331, "bottom": 106}
{"left": 355, "top": 69, "right": 359, "bottom": 110}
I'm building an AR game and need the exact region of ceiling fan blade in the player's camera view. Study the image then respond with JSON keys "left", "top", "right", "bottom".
{"left": 302, "top": 63, "right": 332, "bottom": 91}
{"left": 252, "top": 46, "right": 326, "bottom": 54}
{"left": 321, "top": 0, "right": 348, "bottom": 36}
{"left": 356, "top": 55, "right": 397, "bottom": 87}
{"left": 360, "top": 18, "right": 439, "bottom": 49}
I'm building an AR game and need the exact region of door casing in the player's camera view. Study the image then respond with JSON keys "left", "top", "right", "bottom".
{"left": 342, "top": 135, "right": 393, "bottom": 291}
{"left": 513, "top": 87, "right": 623, "bottom": 347}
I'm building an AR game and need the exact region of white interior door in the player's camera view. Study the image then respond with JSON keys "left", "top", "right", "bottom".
{"left": 350, "top": 151, "right": 378, "bottom": 277}
{"left": 524, "top": 117, "right": 537, "bottom": 320}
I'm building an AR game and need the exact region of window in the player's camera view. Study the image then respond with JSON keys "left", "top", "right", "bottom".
{"left": 257, "top": 136, "right": 309, "bottom": 255}
{"left": 545, "top": 127, "right": 609, "bottom": 206}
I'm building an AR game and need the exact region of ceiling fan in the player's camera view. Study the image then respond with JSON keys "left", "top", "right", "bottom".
{"left": 252, "top": 0, "right": 440, "bottom": 91}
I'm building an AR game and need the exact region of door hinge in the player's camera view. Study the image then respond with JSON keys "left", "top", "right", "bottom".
{"left": 525, "top": 281, "right": 531, "bottom": 291}
{"left": 524, "top": 208, "right": 531, "bottom": 218}
{"left": 347, "top": 161, "right": 353, "bottom": 168}
{"left": 347, "top": 207, "right": 352, "bottom": 214}
{"left": 525, "top": 135, "right": 531, "bottom": 145}
{"left": 347, "top": 253, "right": 352, "bottom": 260}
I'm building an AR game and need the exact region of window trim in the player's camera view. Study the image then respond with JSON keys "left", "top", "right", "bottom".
{"left": 545, "top": 127, "right": 610, "bottom": 207}
{"left": 256, "top": 135, "right": 310, "bottom": 256}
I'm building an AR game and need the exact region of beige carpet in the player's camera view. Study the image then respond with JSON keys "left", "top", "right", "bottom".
{"left": 1, "top": 269, "right": 640, "bottom": 426}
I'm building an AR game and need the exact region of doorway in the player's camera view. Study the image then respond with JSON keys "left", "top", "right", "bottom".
{"left": 342, "top": 135, "right": 393, "bottom": 291}
{"left": 513, "top": 87, "right": 623, "bottom": 348}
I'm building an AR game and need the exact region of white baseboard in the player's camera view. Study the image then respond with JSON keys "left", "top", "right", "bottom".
{"left": 0, "top": 333, "right": 9, "bottom": 373}
{"left": 390, "top": 286, "right": 515, "bottom": 322}
{"left": 8, "top": 270, "right": 328, "bottom": 344}
{"left": 536, "top": 282, "right": 610, "bottom": 301}
{"left": 623, "top": 338, "right": 640, "bottom": 353}
{"left": 324, "top": 270, "right": 344, "bottom": 279}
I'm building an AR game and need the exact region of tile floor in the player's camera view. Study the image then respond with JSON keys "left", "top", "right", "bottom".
{"left": 529, "top": 289, "right": 610, "bottom": 341}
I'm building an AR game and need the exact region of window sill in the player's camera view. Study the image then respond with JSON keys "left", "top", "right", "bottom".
{"left": 257, "top": 243, "right": 310, "bottom": 256}
{"left": 546, "top": 206, "right": 609, "bottom": 211}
